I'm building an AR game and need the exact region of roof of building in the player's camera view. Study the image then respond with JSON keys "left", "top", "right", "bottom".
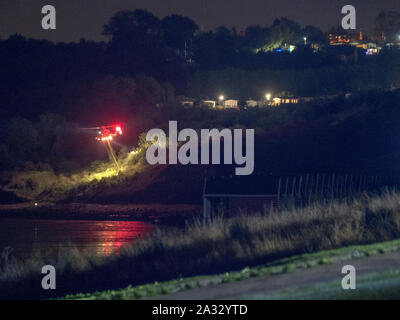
{"left": 204, "top": 175, "right": 280, "bottom": 196}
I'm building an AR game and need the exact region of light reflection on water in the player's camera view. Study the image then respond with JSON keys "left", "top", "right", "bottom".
{"left": 0, "top": 219, "right": 156, "bottom": 258}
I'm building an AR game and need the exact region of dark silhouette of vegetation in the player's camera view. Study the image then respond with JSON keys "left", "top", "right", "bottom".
{"left": 1, "top": 8, "right": 400, "bottom": 203}
{"left": 374, "top": 11, "right": 400, "bottom": 43}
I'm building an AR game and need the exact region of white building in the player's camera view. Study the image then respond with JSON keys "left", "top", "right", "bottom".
{"left": 201, "top": 100, "right": 216, "bottom": 108}
{"left": 224, "top": 99, "right": 239, "bottom": 108}
{"left": 246, "top": 100, "right": 259, "bottom": 108}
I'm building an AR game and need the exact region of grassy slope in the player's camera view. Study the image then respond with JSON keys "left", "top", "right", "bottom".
{"left": 78, "top": 164, "right": 206, "bottom": 204}
{"left": 1, "top": 150, "right": 207, "bottom": 205}
{"left": 64, "top": 238, "right": 400, "bottom": 300}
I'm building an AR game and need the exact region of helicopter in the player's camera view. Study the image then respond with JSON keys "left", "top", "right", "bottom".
{"left": 94, "top": 125, "right": 123, "bottom": 142}
{"left": 81, "top": 124, "right": 124, "bottom": 171}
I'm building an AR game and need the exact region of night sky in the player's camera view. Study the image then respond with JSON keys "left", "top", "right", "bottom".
{"left": 1, "top": 0, "right": 400, "bottom": 43}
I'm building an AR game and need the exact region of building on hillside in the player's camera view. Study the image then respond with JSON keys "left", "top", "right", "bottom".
{"left": 203, "top": 175, "right": 280, "bottom": 219}
{"left": 269, "top": 97, "right": 299, "bottom": 106}
{"left": 365, "top": 42, "right": 381, "bottom": 55}
{"left": 223, "top": 99, "right": 239, "bottom": 109}
{"left": 245, "top": 99, "right": 261, "bottom": 108}
{"left": 179, "top": 96, "right": 195, "bottom": 107}
{"left": 329, "top": 31, "right": 364, "bottom": 45}
{"left": 182, "top": 101, "right": 195, "bottom": 107}
{"left": 201, "top": 100, "right": 217, "bottom": 108}
{"left": 328, "top": 30, "right": 381, "bottom": 55}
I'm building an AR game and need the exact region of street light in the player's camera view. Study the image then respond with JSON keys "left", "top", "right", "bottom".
{"left": 218, "top": 95, "right": 225, "bottom": 107}
{"left": 265, "top": 93, "right": 271, "bottom": 101}
{"left": 303, "top": 37, "right": 307, "bottom": 45}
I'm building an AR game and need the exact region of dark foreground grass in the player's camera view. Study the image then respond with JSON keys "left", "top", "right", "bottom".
{"left": 247, "top": 266, "right": 400, "bottom": 300}
{"left": 2, "top": 190, "right": 400, "bottom": 299}
{"left": 64, "top": 238, "right": 400, "bottom": 300}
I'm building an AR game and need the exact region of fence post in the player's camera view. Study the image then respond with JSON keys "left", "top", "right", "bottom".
{"left": 277, "top": 178, "right": 282, "bottom": 202}
{"left": 323, "top": 174, "right": 328, "bottom": 199}
{"left": 308, "top": 174, "right": 314, "bottom": 205}
{"left": 284, "top": 177, "right": 289, "bottom": 197}
{"left": 291, "top": 177, "right": 296, "bottom": 197}
{"left": 315, "top": 174, "right": 320, "bottom": 199}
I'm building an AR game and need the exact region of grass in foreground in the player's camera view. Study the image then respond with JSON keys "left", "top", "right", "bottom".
{"left": 246, "top": 268, "right": 400, "bottom": 300}
{"left": 2, "top": 189, "right": 400, "bottom": 299}
{"left": 65, "top": 238, "right": 400, "bottom": 300}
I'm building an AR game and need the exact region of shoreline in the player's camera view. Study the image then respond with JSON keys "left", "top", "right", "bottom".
{"left": 0, "top": 202, "right": 202, "bottom": 226}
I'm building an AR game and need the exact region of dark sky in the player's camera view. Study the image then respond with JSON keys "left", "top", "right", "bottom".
{"left": 1, "top": 0, "right": 400, "bottom": 43}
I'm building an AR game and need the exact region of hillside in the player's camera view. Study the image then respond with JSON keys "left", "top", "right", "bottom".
{"left": 2, "top": 89, "right": 400, "bottom": 205}
{"left": 69, "top": 164, "right": 207, "bottom": 204}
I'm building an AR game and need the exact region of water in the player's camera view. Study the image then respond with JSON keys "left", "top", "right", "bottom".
{"left": 0, "top": 218, "right": 156, "bottom": 258}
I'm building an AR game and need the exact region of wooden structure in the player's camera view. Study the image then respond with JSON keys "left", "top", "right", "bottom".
{"left": 203, "top": 175, "right": 280, "bottom": 219}
{"left": 203, "top": 173, "right": 397, "bottom": 218}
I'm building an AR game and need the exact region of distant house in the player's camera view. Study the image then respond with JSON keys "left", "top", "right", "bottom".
{"left": 365, "top": 43, "right": 381, "bottom": 55}
{"left": 201, "top": 100, "right": 217, "bottom": 108}
{"left": 203, "top": 175, "right": 280, "bottom": 219}
{"left": 223, "top": 99, "right": 239, "bottom": 109}
{"left": 282, "top": 98, "right": 298, "bottom": 104}
{"left": 245, "top": 99, "right": 260, "bottom": 108}
{"left": 181, "top": 101, "right": 194, "bottom": 107}
{"left": 329, "top": 31, "right": 363, "bottom": 46}
{"left": 269, "top": 97, "right": 299, "bottom": 106}
{"left": 328, "top": 30, "right": 382, "bottom": 55}
{"left": 178, "top": 96, "right": 195, "bottom": 107}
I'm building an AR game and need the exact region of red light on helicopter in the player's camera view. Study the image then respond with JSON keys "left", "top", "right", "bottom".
{"left": 94, "top": 125, "right": 123, "bottom": 142}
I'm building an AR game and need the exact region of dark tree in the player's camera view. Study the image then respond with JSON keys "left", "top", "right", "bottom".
{"left": 103, "top": 9, "right": 161, "bottom": 41}
{"left": 161, "top": 14, "right": 198, "bottom": 57}
{"left": 270, "top": 18, "right": 302, "bottom": 46}
{"left": 302, "top": 25, "right": 328, "bottom": 46}
{"left": 374, "top": 11, "right": 400, "bottom": 43}
{"left": 243, "top": 25, "right": 269, "bottom": 52}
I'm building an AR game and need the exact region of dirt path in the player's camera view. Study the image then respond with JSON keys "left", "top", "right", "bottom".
{"left": 149, "top": 251, "right": 400, "bottom": 299}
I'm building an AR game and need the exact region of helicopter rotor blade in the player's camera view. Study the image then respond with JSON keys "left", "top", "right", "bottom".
{"left": 79, "top": 123, "right": 125, "bottom": 131}
{"left": 79, "top": 127, "right": 101, "bottom": 130}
